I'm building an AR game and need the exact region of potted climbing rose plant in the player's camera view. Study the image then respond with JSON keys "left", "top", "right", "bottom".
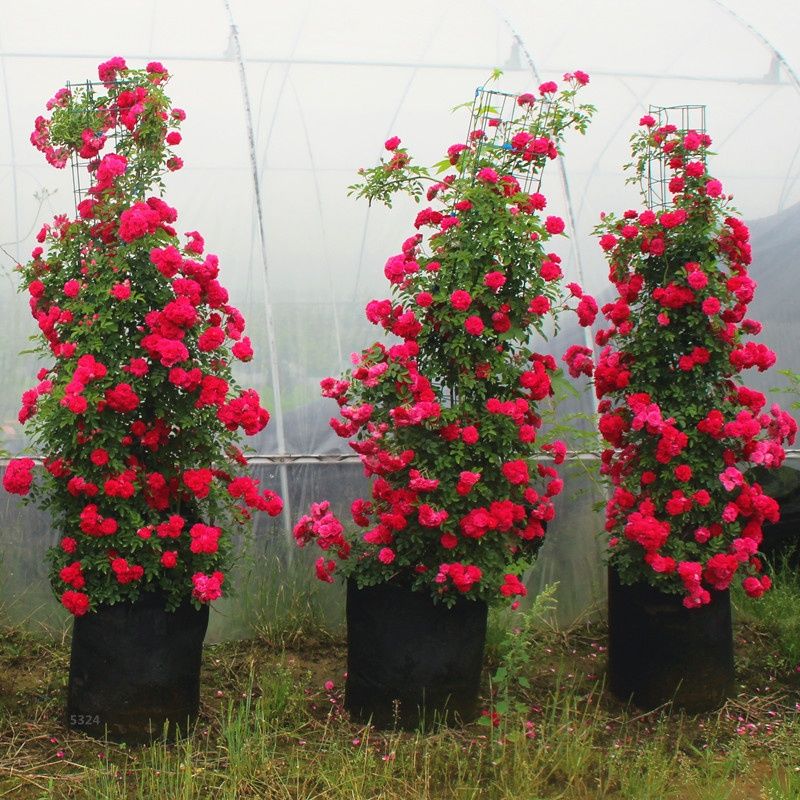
{"left": 4, "top": 57, "right": 283, "bottom": 741}
{"left": 293, "top": 72, "right": 596, "bottom": 728}
{"left": 587, "top": 114, "right": 797, "bottom": 711}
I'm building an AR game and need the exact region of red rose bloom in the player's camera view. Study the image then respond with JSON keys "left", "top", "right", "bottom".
{"left": 90, "top": 448, "right": 110, "bottom": 466}
{"left": 232, "top": 337, "right": 254, "bottom": 362}
{"left": 3, "top": 458, "right": 35, "bottom": 495}
{"left": 105, "top": 383, "right": 140, "bottom": 413}
{"left": 450, "top": 290, "right": 472, "bottom": 311}
{"left": 501, "top": 460, "right": 530, "bottom": 485}
{"left": 189, "top": 523, "right": 222, "bottom": 554}
{"left": 198, "top": 326, "right": 225, "bottom": 352}
{"left": 183, "top": 468, "right": 214, "bottom": 499}
{"left": 544, "top": 216, "right": 565, "bottom": 235}
{"left": 61, "top": 590, "right": 90, "bottom": 616}
{"left": 464, "top": 315, "right": 484, "bottom": 335}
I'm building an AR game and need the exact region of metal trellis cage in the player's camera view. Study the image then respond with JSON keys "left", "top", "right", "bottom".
{"left": 645, "top": 104, "right": 707, "bottom": 209}
{"left": 464, "top": 86, "right": 558, "bottom": 195}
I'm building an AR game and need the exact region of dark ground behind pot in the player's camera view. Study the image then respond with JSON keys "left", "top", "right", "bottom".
{"left": 67, "top": 592, "right": 209, "bottom": 743}
{"left": 607, "top": 567, "right": 734, "bottom": 713}
{"left": 345, "top": 581, "right": 488, "bottom": 729}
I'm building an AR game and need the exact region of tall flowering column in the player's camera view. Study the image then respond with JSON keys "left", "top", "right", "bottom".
{"left": 591, "top": 112, "right": 796, "bottom": 711}
{"left": 5, "top": 58, "right": 282, "bottom": 740}
{"left": 294, "top": 74, "right": 596, "bottom": 727}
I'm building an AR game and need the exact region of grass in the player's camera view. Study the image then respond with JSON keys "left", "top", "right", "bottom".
{"left": 732, "top": 554, "right": 800, "bottom": 670}
{"left": 0, "top": 574, "right": 799, "bottom": 799}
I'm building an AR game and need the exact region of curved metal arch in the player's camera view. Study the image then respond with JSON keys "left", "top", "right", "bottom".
{"left": 0, "top": 25, "right": 21, "bottom": 264}
{"left": 708, "top": 0, "right": 800, "bottom": 211}
{"left": 351, "top": 10, "right": 452, "bottom": 302}
{"left": 221, "top": 0, "right": 292, "bottom": 536}
{"left": 489, "top": 0, "right": 599, "bottom": 418}
{"left": 287, "top": 72, "right": 344, "bottom": 365}
{"left": 245, "top": 8, "right": 307, "bottom": 342}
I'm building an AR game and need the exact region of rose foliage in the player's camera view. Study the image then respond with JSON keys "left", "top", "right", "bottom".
{"left": 590, "top": 117, "right": 796, "bottom": 608}
{"left": 294, "top": 73, "right": 596, "bottom": 605}
{"left": 5, "top": 58, "right": 282, "bottom": 617}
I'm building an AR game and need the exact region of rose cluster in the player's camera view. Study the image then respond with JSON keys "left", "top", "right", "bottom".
{"left": 4, "top": 58, "right": 282, "bottom": 616}
{"left": 589, "top": 118, "right": 796, "bottom": 607}
{"left": 295, "top": 75, "right": 596, "bottom": 605}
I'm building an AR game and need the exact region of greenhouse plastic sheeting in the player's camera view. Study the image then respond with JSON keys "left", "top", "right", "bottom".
{"left": 1, "top": 0, "right": 799, "bottom": 634}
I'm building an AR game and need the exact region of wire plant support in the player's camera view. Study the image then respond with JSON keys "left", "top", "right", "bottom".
{"left": 437, "top": 84, "right": 561, "bottom": 409}
{"left": 645, "top": 104, "right": 707, "bottom": 209}
{"left": 63, "top": 68, "right": 295, "bottom": 536}
{"left": 65, "top": 79, "right": 124, "bottom": 213}
{"left": 463, "top": 86, "right": 557, "bottom": 195}
{"left": 66, "top": 76, "right": 174, "bottom": 213}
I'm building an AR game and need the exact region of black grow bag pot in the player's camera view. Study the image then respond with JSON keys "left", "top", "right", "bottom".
{"left": 345, "top": 580, "right": 488, "bottom": 729}
{"left": 751, "top": 466, "right": 800, "bottom": 569}
{"left": 67, "top": 591, "right": 209, "bottom": 743}
{"left": 607, "top": 567, "right": 734, "bottom": 713}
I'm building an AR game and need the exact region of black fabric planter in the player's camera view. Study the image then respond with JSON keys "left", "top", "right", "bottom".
{"left": 607, "top": 567, "right": 734, "bottom": 713}
{"left": 67, "top": 592, "right": 209, "bottom": 743}
{"left": 751, "top": 465, "right": 800, "bottom": 569}
{"left": 345, "top": 580, "right": 488, "bottom": 729}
